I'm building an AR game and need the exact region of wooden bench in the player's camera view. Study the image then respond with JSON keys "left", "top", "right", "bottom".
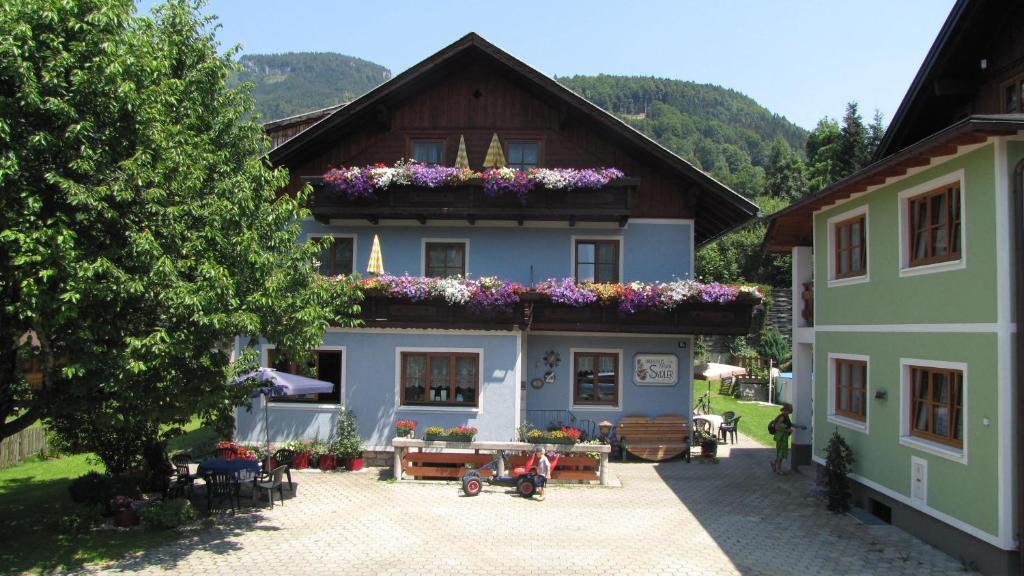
{"left": 616, "top": 415, "right": 691, "bottom": 462}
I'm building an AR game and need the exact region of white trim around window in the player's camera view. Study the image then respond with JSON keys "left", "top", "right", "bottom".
{"left": 420, "top": 238, "right": 470, "bottom": 277}
{"left": 897, "top": 169, "right": 966, "bottom": 278}
{"left": 898, "top": 357, "right": 968, "bottom": 464}
{"left": 570, "top": 235, "right": 624, "bottom": 283}
{"left": 826, "top": 205, "right": 870, "bottom": 287}
{"left": 826, "top": 352, "right": 870, "bottom": 433}
{"left": 569, "top": 347, "right": 623, "bottom": 411}
{"left": 259, "top": 344, "right": 347, "bottom": 410}
{"left": 394, "top": 347, "right": 483, "bottom": 413}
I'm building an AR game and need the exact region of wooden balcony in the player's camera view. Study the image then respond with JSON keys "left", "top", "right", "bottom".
{"left": 308, "top": 178, "right": 640, "bottom": 225}
{"left": 356, "top": 293, "right": 759, "bottom": 336}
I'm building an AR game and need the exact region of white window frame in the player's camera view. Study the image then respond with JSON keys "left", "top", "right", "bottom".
{"left": 306, "top": 232, "right": 357, "bottom": 277}
{"left": 898, "top": 357, "right": 968, "bottom": 464}
{"left": 826, "top": 205, "right": 870, "bottom": 287}
{"left": 569, "top": 347, "right": 623, "bottom": 411}
{"left": 826, "top": 352, "right": 870, "bottom": 433}
{"left": 260, "top": 344, "right": 347, "bottom": 411}
{"left": 394, "top": 347, "right": 483, "bottom": 413}
{"left": 897, "top": 170, "right": 966, "bottom": 278}
{"left": 421, "top": 238, "right": 470, "bottom": 278}
{"left": 570, "top": 235, "right": 624, "bottom": 283}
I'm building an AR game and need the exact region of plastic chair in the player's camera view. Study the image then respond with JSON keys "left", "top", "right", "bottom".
{"left": 720, "top": 411, "right": 736, "bottom": 423}
{"left": 168, "top": 453, "right": 196, "bottom": 498}
{"left": 254, "top": 465, "right": 288, "bottom": 509}
{"left": 273, "top": 448, "right": 296, "bottom": 491}
{"left": 205, "top": 472, "right": 241, "bottom": 514}
{"left": 719, "top": 415, "right": 742, "bottom": 444}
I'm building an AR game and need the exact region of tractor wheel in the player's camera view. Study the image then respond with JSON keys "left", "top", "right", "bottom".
{"left": 516, "top": 477, "right": 536, "bottom": 498}
{"left": 463, "top": 476, "right": 483, "bottom": 496}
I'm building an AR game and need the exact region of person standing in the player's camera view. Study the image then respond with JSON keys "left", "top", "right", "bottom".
{"left": 770, "top": 403, "right": 802, "bottom": 475}
{"left": 533, "top": 446, "right": 550, "bottom": 500}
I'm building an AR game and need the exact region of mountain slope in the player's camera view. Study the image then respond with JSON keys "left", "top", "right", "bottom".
{"left": 231, "top": 52, "right": 391, "bottom": 121}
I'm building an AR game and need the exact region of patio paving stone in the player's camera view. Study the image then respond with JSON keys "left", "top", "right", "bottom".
{"left": 85, "top": 433, "right": 973, "bottom": 575}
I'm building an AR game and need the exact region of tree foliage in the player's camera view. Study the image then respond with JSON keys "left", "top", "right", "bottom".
{"left": 825, "top": 429, "right": 855, "bottom": 513}
{"left": 0, "top": 0, "right": 361, "bottom": 469}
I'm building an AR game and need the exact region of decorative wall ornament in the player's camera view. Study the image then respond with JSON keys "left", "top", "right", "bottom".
{"left": 543, "top": 350, "right": 561, "bottom": 369}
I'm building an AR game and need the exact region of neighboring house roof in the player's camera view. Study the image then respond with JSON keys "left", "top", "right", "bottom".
{"left": 876, "top": 0, "right": 1017, "bottom": 158}
{"left": 267, "top": 32, "right": 758, "bottom": 246}
{"left": 763, "top": 114, "right": 1024, "bottom": 252}
{"left": 262, "top": 103, "right": 347, "bottom": 132}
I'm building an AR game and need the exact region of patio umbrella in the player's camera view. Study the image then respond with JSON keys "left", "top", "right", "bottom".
{"left": 694, "top": 362, "right": 748, "bottom": 381}
{"left": 367, "top": 234, "right": 384, "bottom": 275}
{"left": 455, "top": 134, "right": 470, "bottom": 169}
{"left": 236, "top": 367, "right": 335, "bottom": 460}
{"left": 482, "top": 133, "right": 505, "bottom": 168}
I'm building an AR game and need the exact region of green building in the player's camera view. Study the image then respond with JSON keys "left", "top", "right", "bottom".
{"left": 764, "top": 2, "right": 1022, "bottom": 573}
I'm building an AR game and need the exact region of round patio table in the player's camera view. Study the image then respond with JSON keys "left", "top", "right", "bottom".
{"left": 197, "top": 458, "right": 262, "bottom": 478}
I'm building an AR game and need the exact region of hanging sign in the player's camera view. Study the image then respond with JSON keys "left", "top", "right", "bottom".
{"left": 633, "top": 354, "right": 679, "bottom": 386}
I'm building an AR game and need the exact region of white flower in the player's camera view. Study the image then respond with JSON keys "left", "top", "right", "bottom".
{"left": 429, "top": 277, "right": 471, "bottom": 305}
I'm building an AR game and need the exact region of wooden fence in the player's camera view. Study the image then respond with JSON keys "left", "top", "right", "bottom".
{"left": 0, "top": 426, "right": 48, "bottom": 469}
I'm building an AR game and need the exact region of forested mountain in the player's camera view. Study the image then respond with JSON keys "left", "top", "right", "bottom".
{"left": 230, "top": 53, "right": 391, "bottom": 121}
{"left": 559, "top": 75, "right": 808, "bottom": 197}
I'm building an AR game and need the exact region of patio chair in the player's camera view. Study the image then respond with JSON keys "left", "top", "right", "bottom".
{"left": 254, "top": 465, "right": 288, "bottom": 509}
{"left": 205, "top": 472, "right": 241, "bottom": 514}
{"left": 168, "top": 453, "right": 196, "bottom": 499}
{"left": 272, "top": 448, "right": 296, "bottom": 491}
{"left": 720, "top": 411, "right": 736, "bottom": 423}
{"left": 719, "top": 415, "right": 742, "bottom": 445}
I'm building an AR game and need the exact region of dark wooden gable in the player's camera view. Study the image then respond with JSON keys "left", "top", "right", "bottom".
{"left": 270, "top": 33, "right": 757, "bottom": 244}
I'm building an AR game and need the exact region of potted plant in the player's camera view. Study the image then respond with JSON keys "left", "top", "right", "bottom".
{"left": 332, "top": 409, "right": 363, "bottom": 471}
{"left": 283, "top": 440, "right": 311, "bottom": 469}
{"left": 110, "top": 495, "right": 140, "bottom": 528}
{"left": 445, "top": 425, "right": 477, "bottom": 443}
{"left": 697, "top": 430, "right": 719, "bottom": 458}
{"left": 395, "top": 419, "right": 417, "bottom": 438}
{"left": 424, "top": 426, "right": 446, "bottom": 441}
{"left": 310, "top": 440, "right": 331, "bottom": 470}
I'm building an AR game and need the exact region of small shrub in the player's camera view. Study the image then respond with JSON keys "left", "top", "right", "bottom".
{"left": 824, "top": 428, "right": 855, "bottom": 513}
{"left": 330, "top": 409, "right": 362, "bottom": 459}
{"left": 139, "top": 499, "right": 196, "bottom": 529}
{"left": 68, "top": 472, "right": 140, "bottom": 511}
{"left": 57, "top": 508, "right": 101, "bottom": 534}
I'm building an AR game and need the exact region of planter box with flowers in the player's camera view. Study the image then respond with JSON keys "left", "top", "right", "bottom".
{"left": 282, "top": 440, "right": 312, "bottom": 469}
{"left": 526, "top": 427, "right": 582, "bottom": 445}
{"left": 422, "top": 425, "right": 478, "bottom": 443}
{"left": 313, "top": 161, "right": 637, "bottom": 223}
{"left": 110, "top": 495, "right": 140, "bottom": 528}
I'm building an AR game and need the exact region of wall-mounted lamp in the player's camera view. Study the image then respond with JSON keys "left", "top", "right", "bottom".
{"left": 598, "top": 420, "right": 613, "bottom": 441}
{"left": 874, "top": 389, "right": 888, "bottom": 400}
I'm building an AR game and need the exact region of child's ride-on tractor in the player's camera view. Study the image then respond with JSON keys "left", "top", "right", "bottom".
{"left": 461, "top": 450, "right": 560, "bottom": 498}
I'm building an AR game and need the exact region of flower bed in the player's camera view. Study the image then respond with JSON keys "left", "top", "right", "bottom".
{"left": 322, "top": 161, "right": 625, "bottom": 203}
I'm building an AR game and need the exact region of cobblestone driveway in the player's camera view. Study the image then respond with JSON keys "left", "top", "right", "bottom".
{"left": 93, "top": 435, "right": 969, "bottom": 575}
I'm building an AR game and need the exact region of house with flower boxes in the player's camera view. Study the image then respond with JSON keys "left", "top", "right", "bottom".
{"left": 764, "top": 1, "right": 1022, "bottom": 573}
{"left": 233, "top": 33, "right": 760, "bottom": 473}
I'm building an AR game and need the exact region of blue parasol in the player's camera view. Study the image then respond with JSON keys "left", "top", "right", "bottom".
{"left": 236, "top": 367, "right": 335, "bottom": 460}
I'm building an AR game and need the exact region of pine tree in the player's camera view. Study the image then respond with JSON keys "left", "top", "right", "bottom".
{"left": 764, "top": 138, "right": 809, "bottom": 201}
{"left": 825, "top": 429, "right": 856, "bottom": 513}
{"left": 867, "top": 109, "right": 886, "bottom": 158}
{"left": 805, "top": 117, "right": 841, "bottom": 190}
{"left": 835, "top": 102, "right": 870, "bottom": 180}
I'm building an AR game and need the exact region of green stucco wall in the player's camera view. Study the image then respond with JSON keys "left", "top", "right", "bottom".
{"left": 814, "top": 144, "right": 997, "bottom": 326}
{"left": 813, "top": 331, "right": 1000, "bottom": 537}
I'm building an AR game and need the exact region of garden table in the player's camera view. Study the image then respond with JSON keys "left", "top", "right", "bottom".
{"left": 197, "top": 458, "right": 262, "bottom": 479}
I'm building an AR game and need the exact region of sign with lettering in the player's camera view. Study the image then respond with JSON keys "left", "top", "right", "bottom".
{"left": 633, "top": 354, "right": 679, "bottom": 386}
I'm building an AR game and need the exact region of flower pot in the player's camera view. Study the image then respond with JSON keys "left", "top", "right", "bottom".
{"left": 344, "top": 457, "right": 363, "bottom": 471}
{"left": 700, "top": 440, "right": 718, "bottom": 457}
{"left": 396, "top": 428, "right": 414, "bottom": 438}
{"left": 446, "top": 434, "right": 475, "bottom": 443}
{"left": 424, "top": 433, "right": 446, "bottom": 441}
{"left": 113, "top": 509, "right": 139, "bottom": 528}
{"left": 291, "top": 452, "right": 310, "bottom": 470}
{"left": 318, "top": 455, "right": 337, "bottom": 471}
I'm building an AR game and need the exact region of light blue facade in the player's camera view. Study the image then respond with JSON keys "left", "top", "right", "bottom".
{"left": 301, "top": 220, "right": 694, "bottom": 283}
{"left": 235, "top": 219, "right": 698, "bottom": 449}
{"left": 524, "top": 334, "right": 693, "bottom": 426}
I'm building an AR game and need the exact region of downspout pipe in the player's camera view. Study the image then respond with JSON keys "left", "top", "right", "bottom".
{"left": 1015, "top": 160, "right": 1023, "bottom": 576}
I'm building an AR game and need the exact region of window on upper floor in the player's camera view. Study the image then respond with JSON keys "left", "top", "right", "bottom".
{"left": 400, "top": 351, "right": 479, "bottom": 407}
{"left": 833, "top": 214, "right": 867, "bottom": 280}
{"left": 411, "top": 140, "right": 445, "bottom": 165}
{"left": 909, "top": 365, "right": 963, "bottom": 449}
{"left": 425, "top": 242, "right": 466, "bottom": 278}
{"left": 267, "top": 349, "right": 342, "bottom": 405}
{"left": 575, "top": 239, "right": 619, "bottom": 283}
{"left": 506, "top": 141, "right": 539, "bottom": 171}
{"left": 907, "top": 183, "right": 961, "bottom": 268}
{"left": 312, "top": 236, "right": 354, "bottom": 276}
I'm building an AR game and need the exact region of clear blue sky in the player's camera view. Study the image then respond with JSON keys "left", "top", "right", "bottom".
{"left": 139, "top": 0, "right": 955, "bottom": 130}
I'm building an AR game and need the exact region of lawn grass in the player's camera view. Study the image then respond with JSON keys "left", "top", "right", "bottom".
{"left": 692, "top": 379, "right": 781, "bottom": 447}
{"left": 0, "top": 417, "right": 218, "bottom": 574}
